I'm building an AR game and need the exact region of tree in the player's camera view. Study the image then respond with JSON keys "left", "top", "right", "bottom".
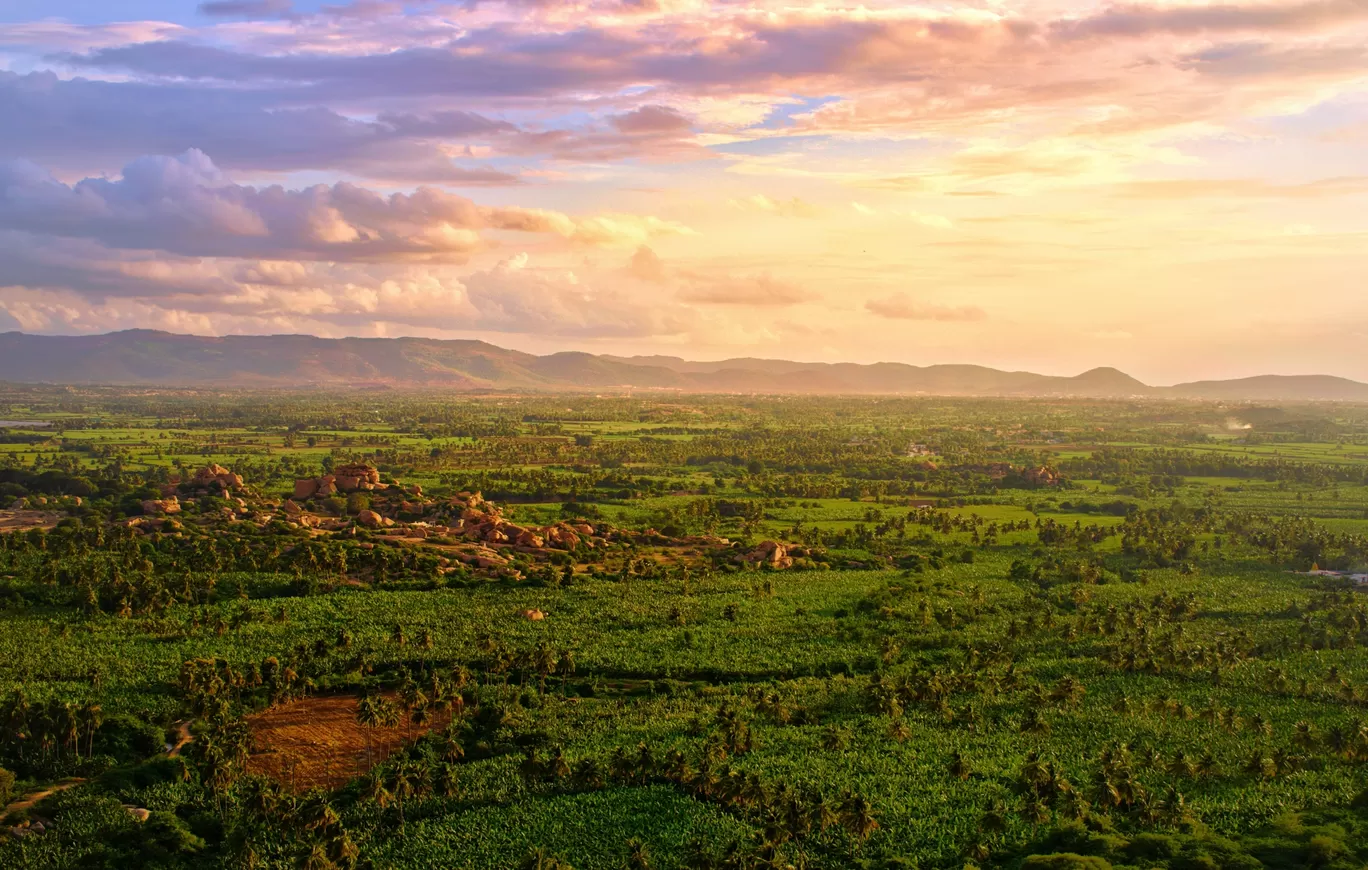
{"left": 840, "top": 792, "right": 879, "bottom": 841}
{"left": 949, "top": 751, "right": 973, "bottom": 780}
{"left": 521, "top": 848, "right": 575, "bottom": 870}
{"left": 625, "top": 838, "right": 652, "bottom": 870}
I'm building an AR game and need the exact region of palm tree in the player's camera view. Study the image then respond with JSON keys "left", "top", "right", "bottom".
{"left": 949, "top": 751, "right": 972, "bottom": 781}
{"left": 548, "top": 745, "right": 571, "bottom": 782}
{"left": 625, "top": 838, "right": 652, "bottom": 870}
{"left": 532, "top": 642, "right": 559, "bottom": 695}
{"left": 521, "top": 848, "right": 575, "bottom": 870}
{"left": 1168, "top": 751, "right": 1196, "bottom": 779}
{"left": 1292, "top": 720, "right": 1319, "bottom": 752}
{"left": 1244, "top": 750, "right": 1276, "bottom": 780}
{"left": 1022, "top": 796, "right": 1051, "bottom": 832}
{"left": 360, "top": 771, "right": 393, "bottom": 821}
{"left": 301, "top": 842, "right": 336, "bottom": 870}
{"left": 839, "top": 792, "right": 879, "bottom": 841}
{"left": 887, "top": 717, "right": 911, "bottom": 743}
{"left": 979, "top": 800, "right": 1008, "bottom": 838}
{"left": 437, "top": 763, "right": 461, "bottom": 798}
{"left": 573, "top": 757, "right": 606, "bottom": 791}
{"left": 355, "top": 696, "right": 381, "bottom": 767}
{"left": 81, "top": 702, "right": 102, "bottom": 759}
{"left": 387, "top": 760, "right": 428, "bottom": 833}
{"left": 1058, "top": 790, "right": 1091, "bottom": 822}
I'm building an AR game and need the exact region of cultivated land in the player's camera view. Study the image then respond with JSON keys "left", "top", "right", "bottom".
{"left": 0, "top": 389, "right": 1367, "bottom": 869}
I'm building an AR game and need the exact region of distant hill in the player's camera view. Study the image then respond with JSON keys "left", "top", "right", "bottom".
{"left": 1, "top": 330, "right": 1366, "bottom": 401}
{"left": 1166, "top": 375, "right": 1368, "bottom": 402}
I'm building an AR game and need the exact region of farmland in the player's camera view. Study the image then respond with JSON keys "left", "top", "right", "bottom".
{"left": 1, "top": 388, "right": 1368, "bottom": 869}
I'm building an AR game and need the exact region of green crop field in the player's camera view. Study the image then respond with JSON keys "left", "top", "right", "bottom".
{"left": 1, "top": 390, "right": 1367, "bottom": 870}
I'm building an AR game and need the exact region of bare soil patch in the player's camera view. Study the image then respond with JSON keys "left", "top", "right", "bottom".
{"left": 0, "top": 511, "right": 64, "bottom": 534}
{"left": 245, "top": 694, "right": 439, "bottom": 791}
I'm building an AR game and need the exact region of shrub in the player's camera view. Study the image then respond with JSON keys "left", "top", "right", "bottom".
{"left": 0, "top": 766, "right": 15, "bottom": 805}
{"left": 93, "top": 714, "right": 165, "bottom": 763}
{"left": 1021, "top": 854, "right": 1115, "bottom": 870}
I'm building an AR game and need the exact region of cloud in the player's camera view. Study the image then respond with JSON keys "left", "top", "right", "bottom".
{"left": 865, "top": 294, "right": 986, "bottom": 322}
{"left": 679, "top": 273, "right": 814, "bottom": 306}
{"left": 198, "top": 1, "right": 295, "bottom": 19}
{"left": 627, "top": 245, "right": 668, "bottom": 282}
{"left": 459, "top": 254, "right": 693, "bottom": 337}
{"left": 0, "top": 246, "right": 695, "bottom": 340}
{"left": 1112, "top": 176, "right": 1368, "bottom": 199}
{"left": 0, "top": 71, "right": 519, "bottom": 183}
{"left": 0, "top": 150, "right": 689, "bottom": 262}
{"left": 1051, "top": 0, "right": 1368, "bottom": 40}
{"left": 728, "top": 194, "right": 820, "bottom": 217}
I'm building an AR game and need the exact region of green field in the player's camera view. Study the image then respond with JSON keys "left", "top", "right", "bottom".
{"left": 2, "top": 390, "right": 1368, "bottom": 870}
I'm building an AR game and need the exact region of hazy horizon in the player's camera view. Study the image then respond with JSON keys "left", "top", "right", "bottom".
{"left": 2, "top": 0, "right": 1367, "bottom": 384}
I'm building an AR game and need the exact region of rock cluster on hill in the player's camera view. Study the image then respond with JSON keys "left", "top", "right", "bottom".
{"left": 293, "top": 464, "right": 383, "bottom": 500}
{"left": 80, "top": 459, "right": 808, "bottom": 581}
{"left": 1022, "top": 465, "right": 1063, "bottom": 486}
{"left": 189, "top": 463, "right": 245, "bottom": 491}
{"left": 141, "top": 497, "right": 181, "bottom": 516}
{"left": 736, "top": 540, "right": 794, "bottom": 569}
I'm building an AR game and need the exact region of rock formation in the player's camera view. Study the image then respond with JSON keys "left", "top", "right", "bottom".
{"left": 736, "top": 540, "right": 794, "bottom": 569}
{"left": 293, "top": 464, "right": 383, "bottom": 500}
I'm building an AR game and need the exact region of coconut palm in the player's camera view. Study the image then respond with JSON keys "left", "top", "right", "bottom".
{"left": 839, "top": 792, "right": 879, "bottom": 841}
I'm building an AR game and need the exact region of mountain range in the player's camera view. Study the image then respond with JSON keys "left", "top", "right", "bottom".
{"left": 0, "top": 330, "right": 1365, "bottom": 401}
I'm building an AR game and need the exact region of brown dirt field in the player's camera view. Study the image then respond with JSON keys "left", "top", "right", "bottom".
{"left": 245, "top": 694, "right": 442, "bottom": 791}
{"left": 0, "top": 511, "right": 64, "bottom": 534}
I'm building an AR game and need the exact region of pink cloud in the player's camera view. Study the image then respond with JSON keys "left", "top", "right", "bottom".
{"left": 0, "top": 150, "right": 689, "bottom": 262}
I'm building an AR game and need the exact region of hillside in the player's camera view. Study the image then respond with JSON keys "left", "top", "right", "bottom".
{"left": 1, "top": 330, "right": 1366, "bottom": 400}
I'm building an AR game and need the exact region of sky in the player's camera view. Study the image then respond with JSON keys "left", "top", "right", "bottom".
{"left": 1, "top": 0, "right": 1367, "bottom": 384}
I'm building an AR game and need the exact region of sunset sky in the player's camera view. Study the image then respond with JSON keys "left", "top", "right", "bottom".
{"left": 1, "top": 0, "right": 1367, "bottom": 383}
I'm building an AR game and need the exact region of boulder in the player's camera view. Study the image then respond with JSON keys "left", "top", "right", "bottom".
{"left": 141, "top": 498, "right": 181, "bottom": 516}
{"left": 1023, "top": 465, "right": 1062, "bottom": 486}
{"left": 281, "top": 500, "right": 302, "bottom": 515}
{"left": 333, "top": 464, "right": 381, "bottom": 492}
{"left": 357, "top": 509, "right": 393, "bottom": 529}
{"left": 192, "top": 464, "right": 245, "bottom": 491}
{"left": 520, "top": 608, "right": 546, "bottom": 621}
{"left": 292, "top": 479, "right": 318, "bottom": 500}
{"left": 544, "top": 524, "right": 581, "bottom": 550}
{"left": 738, "top": 540, "right": 793, "bottom": 569}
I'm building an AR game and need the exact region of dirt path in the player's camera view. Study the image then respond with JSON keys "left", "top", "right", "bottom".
{"left": 3, "top": 722, "right": 194, "bottom": 820}
{"left": 2, "top": 778, "right": 86, "bottom": 818}
{"left": 167, "top": 721, "right": 193, "bottom": 758}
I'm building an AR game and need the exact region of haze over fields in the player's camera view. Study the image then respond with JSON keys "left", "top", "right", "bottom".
{"left": 2, "top": 0, "right": 1368, "bottom": 383}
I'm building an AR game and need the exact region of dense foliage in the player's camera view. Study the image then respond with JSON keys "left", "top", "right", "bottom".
{"left": 2, "top": 388, "right": 1368, "bottom": 869}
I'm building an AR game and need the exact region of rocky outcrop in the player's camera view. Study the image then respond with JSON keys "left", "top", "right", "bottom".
{"left": 190, "top": 464, "right": 245, "bottom": 491}
{"left": 334, "top": 464, "right": 382, "bottom": 492}
{"left": 141, "top": 497, "right": 181, "bottom": 516}
{"left": 544, "top": 523, "right": 582, "bottom": 550}
{"left": 1022, "top": 465, "right": 1062, "bottom": 487}
{"left": 293, "top": 464, "right": 382, "bottom": 501}
{"left": 357, "top": 509, "right": 394, "bottom": 529}
{"left": 737, "top": 540, "right": 793, "bottom": 569}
